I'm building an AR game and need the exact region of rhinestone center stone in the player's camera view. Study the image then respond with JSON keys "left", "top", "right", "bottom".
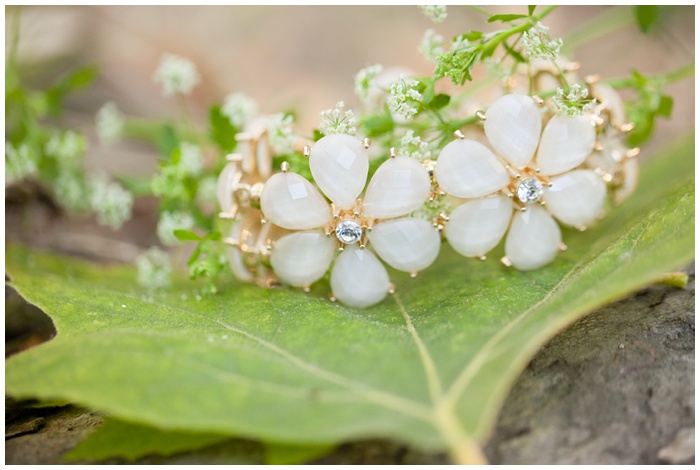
{"left": 517, "top": 177, "right": 544, "bottom": 204}
{"left": 335, "top": 219, "right": 363, "bottom": 244}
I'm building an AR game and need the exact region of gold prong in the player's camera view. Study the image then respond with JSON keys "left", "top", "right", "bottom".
{"left": 329, "top": 294, "right": 337, "bottom": 302}
{"left": 520, "top": 206, "right": 527, "bottom": 212}
{"left": 626, "top": 147, "right": 640, "bottom": 159}
{"left": 532, "top": 95, "right": 544, "bottom": 106}
{"left": 359, "top": 243, "right": 365, "bottom": 250}
{"left": 410, "top": 271, "right": 418, "bottom": 278}
{"left": 303, "top": 145, "right": 311, "bottom": 158}
{"left": 364, "top": 219, "right": 374, "bottom": 232}
{"left": 593, "top": 115, "right": 605, "bottom": 130}
{"left": 389, "top": 147, "right": 398, "bottom": 158}
{"left": 454, "top": 129, "right": 465, "bottom": 139}
{"left": 439, "top": 211, "right": 450, "bottom": 222}
{"left": 281, "top": 161, "right": 290, "bottom": 173}
{"left": 507, "top": 193, "right": 514, "bottom": 199}
{"left": 515, "top": 174, "right": 521, "bottom": 180}
{"left": 303, "top": 285, "right": 311, "bottom": 293}
{"left": 594, "top": 141, "right": 604, "bottom": 151}
{"left": 501, "top": 257, "right": 512, "bottom": 267}
{"left": 585, "top": 74, "right": 601, "bottom": 85}
{"left": 575, "top": 225, "right": 587, "bottom": 232}
{"left": 388, "top": 283, "right": 396, "bottom": 294}
{"left": 535, "top": 168, "right": 541, "bottom": 174}
{"left": 362, "top": 137, "right": 372, "bottom": 149}
{"left": 338, "top": 244, "right": 345, "bottom": 252}
{"left": 331, "top": 203, "right": 340, "bottom": 220}
{"left": 539, "top": 200, "right": 546, "bottom": 206}
{"left": 260, "top": 215, "right": 268, "bottom": 225}
{"left": 558, "top": 242, "right": 568, "bottom": 251}
{"left": 478, "top": 255, "right": 486, "bottom": 261}
{"left": 620, "top": 122, "right": 635, "bottom": 133}
{"left": 475, "top": 110, "right": 486, "bottom": 121}
{"left": 226, "top": 153, "right": 243, "bottom": 162}
{"left": 547, "top": 182, "right": 553, "bottom": 188}
{"left": 567, "top": 61, "right": 581, "bottom": 72}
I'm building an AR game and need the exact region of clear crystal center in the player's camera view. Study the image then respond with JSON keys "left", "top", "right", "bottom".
{"left": 517, "top": 177, "right": 544, "bottom": 204}
{"left": 335, "top": 219, "right": 363, "bottom": 244}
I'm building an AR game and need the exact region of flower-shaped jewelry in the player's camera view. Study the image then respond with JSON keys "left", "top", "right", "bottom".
{"left": 435, "top": 93, "right": 606, "bottom": 270}
{"left": 260, "top": 134, "right": 440, "bottom": 307}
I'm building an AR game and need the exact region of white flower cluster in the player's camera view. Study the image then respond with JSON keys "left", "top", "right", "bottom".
{"left": 5, "top": 142, "right": 37, "bottom": 185}
{"left": 157, "top": 211, "right": 194, "bottom": 246}
{"left": 45, "top": 130, "right": 85, "bottom": 166}
{"left": 354, "top": 64, "right": 383, "bottom": 104}
{"left": 551, "top": 84, "right": 597, "bottom": 116}
{"left": 388, "top": 75, "right": 423, "bottom": 120}
{"left": 55, "top": 172, "right": 88, "bottom": 211}
{"left": 419, "top": 29, "right": 444, "bottom": 62}
{"left": 89, "top": 174, "right": 133, "bottom": 229}
{"left": 221, "top": 92, "right": 258, "bottom": 128}
{"left": 178, "top": 142, "right": 203, "bottom": 176}
{"left": 267, "top": 113, "right": 295, "bottom": 155}
{"left": 153, "top": 53, "right": 201, "bottom": 96}
{"left": 136, "top": 246, "right": 172, "bottom": 289}
{"left": 521, "top": 22, "right": 563, "bottom": 61}
{"left": 319, "top": 101, "right": 356, "bottom": 136}
{"left": 96, "top": 102, "right": 124, "bottom": 145}
{"left": 398, "top": 130, "right": 432, "bottom": 160}
{"left": 419, "top": 5, "right": 447, "bottom": 23}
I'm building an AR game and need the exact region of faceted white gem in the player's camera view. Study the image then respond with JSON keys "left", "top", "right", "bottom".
{"left": 270, "top": 231, "right": 335, "bottom": 287}
{"left": 517, "top": 177, "right": 544, "bottom": 204}
{"left": 225, "top": 219, "right": 254, "bottom": 283}
{"left": 367, "top": 218, "right": 440, "bottom": 272}
{"left": 536, "top": 115, "right": 596, "bottom": 176}
{"left": 330, "top": 246, "right": 390, "bottom": 308}
{"left": 335, "top": 219, "right": 363, "bottom": 245}
{"left": 615, "top": 158, "right": 639, "bottom": 204}
{"left": 260, "top": 172, "right": 331, "bottom": 230}
{"left": 435, "top": 139, "right": 509, "bottom": 199}
{"left": 217, "top": 162, "right": 240, "bottom": 212}
{"left": 544, "top": 169, "right": 606, "bottom": 226}
{"left": 484, "top": 94, "right": 541, "bottom": 170}
{"left": 362, "top": 156, "right": 431, "bottom": 219}
{"left": 444, "top": 196, "right": 512, "bottom": 258}
{"left": 310, "top": 134, "right": 369, "bottom": 210}
{"left": 587, "top": 134, "right": 625, "bottom": 176}
{"left": 505, "top": 204, "right": 562, "bottom": 271}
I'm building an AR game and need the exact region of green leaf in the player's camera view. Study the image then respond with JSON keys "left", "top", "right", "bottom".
{"left": 5, "top": 135, "right": 695, "bottom": 463}
{"left": 487, "top": 13, "right": 527, "bottom": 23}
{"left": 157, "top": 125, "right": 179, "bottom": 159}
{"left": 173, "top": 229, "right": 201, "bottom": 242}
{"left": 428, "top": 94, "right": 451, "bottom": 110}
{"left": 209, "top": 105, "right": 237, "bottom": 152}
{"left": 528, "top": 5, "right": 536, "bottom": 16}
{"left": 265, "top": 442, "right": 335, "bottom": 465}
{"left": 635, "top": 5, "right": 659, "bottom": 33}
{"left": 657, "top": 94, "right": 673, "bottom": 117}
{"left": 115, "top": 175, "right": 154, "bottom": 197}
{"left": 63, "top": 418, "right": 228, "bottom": 462}
{"left": 45, "top": 66, "right": 99, "bottom": 116}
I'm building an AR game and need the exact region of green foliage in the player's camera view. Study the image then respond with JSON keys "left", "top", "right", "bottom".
{"left": 624, "top": 70, "right": 675, "bottom": 147}
{"left": 635, "top": 5, "right": 660, "bottom": 33}
{"left": 5, "top": 135, "right": 694, "bottom": 463}
{"left": 209, "top": 105, "right": 238, "bottom": 152}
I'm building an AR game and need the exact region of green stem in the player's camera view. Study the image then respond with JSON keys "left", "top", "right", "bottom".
{"left": 8, "top": 6, "right": 22, "bottom": 69}
{"left": 465, "top": 5, "right": 493, "bottom": 17}
{"left": 123, "top": 118, "right": 208, "bottom": 146}
{"left": 604, "top": 62, "right": 695, "bottom": 88}
{"left": 561, "top": 6, "right": 635, "bottom": 54}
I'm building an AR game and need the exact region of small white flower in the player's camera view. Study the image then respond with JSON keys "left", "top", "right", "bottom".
{"left": 157, "top": 211, "right": 194, "bottom": 246}
{"left": 354, "top": 64, "right": 384, "bottom": 104}
{"left": 388, "top": 75, "right": 423, "bottom": 120}
{"left": 153, "top": 53, "right": 201, "bottom": 96}
{"left": 451, "top": 35, "right": 470, "bottom": 51}
{"left": 267, "top": 113, "right": 295, "bottom": 155}
{"left": 419, "top": 29, "right": 444, "bottom": 62}
{"left": 136, "top": 246, "right": 172, "bottom": 289}
{"left": 551, "top": 84, "right": 597, "bottom": 117}
{"left": 5, "top": 142, "right": 37, "bottom": 185}
{"left": 54, "top": 171, "right": 88, "bottom": 211}
{"left": 221, "top": 92, "right": 258, "bottom": 128}
{"left": 398, "top": 130, "right": 432, "bottom": 160}
{"left": 45, "top": 130, "right": 85, "bottom": 166}
{"left": 319, "top": 101, "right": 356, "bottom": 136}
{"left": 89, "top": 174, "right": 133, "bottom": 229}
{"left": 196, "top": 175, "right": 218, "bottom": 204}
{"left": 178, "top": 142, "right": 203, "bottom": 176}
{"left": 96, "top": 102, "right": 124, "bottom": 145}
{"left": 419, "top": 5, "right": 447, "bottom": 23}
{"left": 521, "top": 22, "right": 563, "bottom": 61}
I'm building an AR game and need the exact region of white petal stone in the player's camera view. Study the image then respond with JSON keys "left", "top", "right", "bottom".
{"left": 505, "top": 204, "right": 562, "bottom": 271}
{"left": 594, "top": 83, "right": 626, "bottom": 126}
{"left": 434, "top": 139, "right": 509, "bottom": 199}
{"left": 217, "top": 162, "right": 240, "bottom": 213}
{"left": 225, "top": 219, "right": 254, "bottom": 283}
{"left": 484, "top": 94, "right": 542, "bottom": 169}
{"left": 536, "top": 115, "right": 596, "bottom": 175}
{"left": 330, "top": 246, "right": 390, "bottom": 308}
{"left": 310, "top": 134, "right": 369, "bottom": 210}
{"left": 587, "top": 134, "right": 625, "bottom": 176}
{"left": 270, "top": 231, "right": 335, "bottom": 287}
{"left": 362, "top": 156, "right": 431, "bottom": 219}
{"left": 544, "top": 169, "right": 606, "bottom": 227}
{"left": 260, "top": 172, "right": 331, "bottom": 230}
{"left": 444, "top": 196, "right": 512, "bottom": 257}
{"left": 367, "top": 218, "right": 440, "bottom": 272}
